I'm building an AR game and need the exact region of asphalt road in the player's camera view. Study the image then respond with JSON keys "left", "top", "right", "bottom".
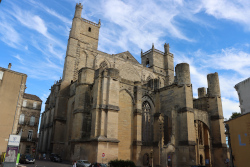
{"left": 19, "top": 160, "right": 72, "bottom": 167}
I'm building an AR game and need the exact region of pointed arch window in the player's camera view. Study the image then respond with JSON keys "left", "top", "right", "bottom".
{"left": 19, "top": 114, "right": 25, "bottom": 124}
{"left": 146, "top": 76, "right": 151, "bottom": 82}
{"left": 99, "top": 61, "right": 108, "bottom": 69}
{"left": 30, "top": 116, "right": 35, "bottom": 126}
{"left": 142, "top": 101, "right": 153, "bottom": 143}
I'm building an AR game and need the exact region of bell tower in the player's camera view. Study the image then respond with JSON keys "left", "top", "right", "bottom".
{"left": 61, "top": 3, "right": 101, "bottom": 89}
{"left": 141, "top": 43, "right": 174, "bottom": 86}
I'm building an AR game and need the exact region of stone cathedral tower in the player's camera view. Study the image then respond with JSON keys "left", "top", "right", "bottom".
{"left": 38, "top": 3, "right": 228, "bottom": 167}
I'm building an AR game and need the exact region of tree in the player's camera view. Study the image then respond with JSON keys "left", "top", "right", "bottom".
{"left": 229, "top": 112, "right": 241, "bottom": 120}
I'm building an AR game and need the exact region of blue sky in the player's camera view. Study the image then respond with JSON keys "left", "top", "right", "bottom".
{"left": 1, "top": 0, "right": 250, "bottom": 119}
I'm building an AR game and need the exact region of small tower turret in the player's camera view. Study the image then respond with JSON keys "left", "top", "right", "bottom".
{"left": 74, "top": 3, "right": 83, "bottom": 18}
{"left": 207, "top": 72, "right": 221, "bottom": 97}
{"left": 164, "top": 43, "right": 174, "bottom": 85}
{"left": 164, "top": 43, "right": 170, "bottom": 54}
{"left": 198, "top": 87, "right": 206, "bottom": 98}
{"left": 175, "top": 63, "right": 191, "bottom": 85}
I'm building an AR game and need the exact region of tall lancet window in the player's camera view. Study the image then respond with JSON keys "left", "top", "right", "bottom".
{"left": 142, "top": 101, "right": 152, "bottom": 143}
{"left": 99, "top": 61, "right": 108, "bottom": 69}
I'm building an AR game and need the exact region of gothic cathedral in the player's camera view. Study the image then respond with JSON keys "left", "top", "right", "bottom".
{"left": 38, "top": 3, "right": 228, "bottom": 167}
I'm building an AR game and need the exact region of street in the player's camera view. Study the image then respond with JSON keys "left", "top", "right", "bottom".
{"left": 19, "top": 160, "right": 72, "bottom": 167}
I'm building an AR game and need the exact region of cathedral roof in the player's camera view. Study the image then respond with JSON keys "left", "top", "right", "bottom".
{"left": 114, "top": 51, "right": 140, "bottom": 64}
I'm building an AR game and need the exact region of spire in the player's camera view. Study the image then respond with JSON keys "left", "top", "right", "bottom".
{"left": 141, "top": 49, "right": 143, "bottom": 57}
{"left": 152, "top": 43, "right": 155, "bottom": 51}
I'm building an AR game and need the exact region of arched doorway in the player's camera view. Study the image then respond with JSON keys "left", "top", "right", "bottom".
{"left": 195, "top": 120, "right": 210, "bottom": 166}
{"left": 200, "top": 154, "right": 203, "bottom": 165}
{"left": 143, "top": 153, "right": 149, "bottom": 166}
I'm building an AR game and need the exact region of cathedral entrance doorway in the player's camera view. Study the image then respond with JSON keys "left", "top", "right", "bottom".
{"left": 195, "top": 120, "right": 211, "bottom": 166}
{"left": 143, "top": 153, "right": 149, "bottom": 166}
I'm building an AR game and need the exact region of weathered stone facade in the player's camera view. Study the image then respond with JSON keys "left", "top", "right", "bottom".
{"left": 38, "top": 3, "right": 227, "bottom": 167}
{"left": 17, "top": 93, "right": 42, "bottom": 155}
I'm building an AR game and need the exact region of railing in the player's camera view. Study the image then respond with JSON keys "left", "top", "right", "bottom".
{"left": 154, "top": 49, "right": 164, "bottom": 55}
{"left": 83, "top": 18, "right": 99, "bottom": 26}
{"left": 142, "top": 48, "right": 165, "bottom": 55}
{"left": 143, "top": 49, "right": 152, "bottom": 55}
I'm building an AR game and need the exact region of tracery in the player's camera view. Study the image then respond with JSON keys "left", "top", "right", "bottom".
{"left": 142, "top": 101, "right": 153, "bottom": 143}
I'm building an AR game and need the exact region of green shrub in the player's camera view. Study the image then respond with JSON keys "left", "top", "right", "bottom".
{"left": 109, "top": 159, "right": 136, "bottom": 167}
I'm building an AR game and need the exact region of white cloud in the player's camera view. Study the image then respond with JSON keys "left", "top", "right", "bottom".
{"left": 13, "top": 55, "right": 24, "bottom": 64}
{"left": 27, "top": 0, "right": 72, "bottom": 25}
{"left": 82, "top": 0, "right": 199, "bottom": 54}
{"left": 205, "top": 48, "right": 250, "bottom": 78}
{"left": 6, "top": 3, "right": 66, "bottom": 61}
{"left": 222, "top": 97, "right": 240, "bottom": 119}
{"left": 200, "top": 0, "right": 250, "bottom": 30}
{"left": 9, "top": 6, "right": 48, "bottom": 36}
{"left": 0, "top": 19, "right": 21, "bottom": 48}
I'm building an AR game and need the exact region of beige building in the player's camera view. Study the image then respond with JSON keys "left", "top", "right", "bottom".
{"left": 225, "top": 113, "right": 250, "bottom": 167}
{"left": 223, "top": 78, "right": 250, "bottom": 167}
{"left": 0, "top": 64, "right": 27, "bottom": 156}
{"left": 39, "top": 3, "right": 228, "bottom": 167}
{"left": 17, "top": 93, "right": 42, "bottom": 155}
{"left": 0, "top": 64, "right": 42, "bottom": 160}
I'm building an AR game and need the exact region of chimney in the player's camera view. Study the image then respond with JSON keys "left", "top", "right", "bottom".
{"left": 8, "top": 63, "right": 12, "bottom": 69}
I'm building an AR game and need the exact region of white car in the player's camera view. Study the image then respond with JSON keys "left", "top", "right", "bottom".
{"left": 76, "top": 160, "right": 91, "bottom": 167}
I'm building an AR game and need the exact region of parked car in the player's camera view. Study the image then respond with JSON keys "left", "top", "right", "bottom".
{"left": 76, "top": 160, "right": 91, "bottom": 167}
{"left": 49, "top": 153, "right": 62, "bottom": 162}
{"left": 19, "top": 154, "right": 35, "bottom": 164}
{"left": 94, "top": 163, "right": 107, "bottom": 167}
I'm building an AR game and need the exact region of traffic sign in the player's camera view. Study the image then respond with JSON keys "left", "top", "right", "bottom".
{"left": 102, "top": 153, "right": 105, "bottom": 158}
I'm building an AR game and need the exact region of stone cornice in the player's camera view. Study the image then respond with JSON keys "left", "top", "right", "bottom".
{"left": 179, "top": 140, "right": 196, "bottom": 146}
{"left": 210, "top": 115, "right": 224, "bottom": 120}
{"left": 93, "top": 104, "right": 120, "bottom": 111}
{"left": 212, "top": 143, "right": 227, "bottom": 148}
{"left": 178, "top": 107, "right": 194, "bottom": 113}
{"left": 133, "top": 140, "right": 142, "bottom": 146}
{"left": 70, "top": 136, "right": 120, "bottom": 143}
{"left": 133, "top": 109, "right": 142, "bottom": 115}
